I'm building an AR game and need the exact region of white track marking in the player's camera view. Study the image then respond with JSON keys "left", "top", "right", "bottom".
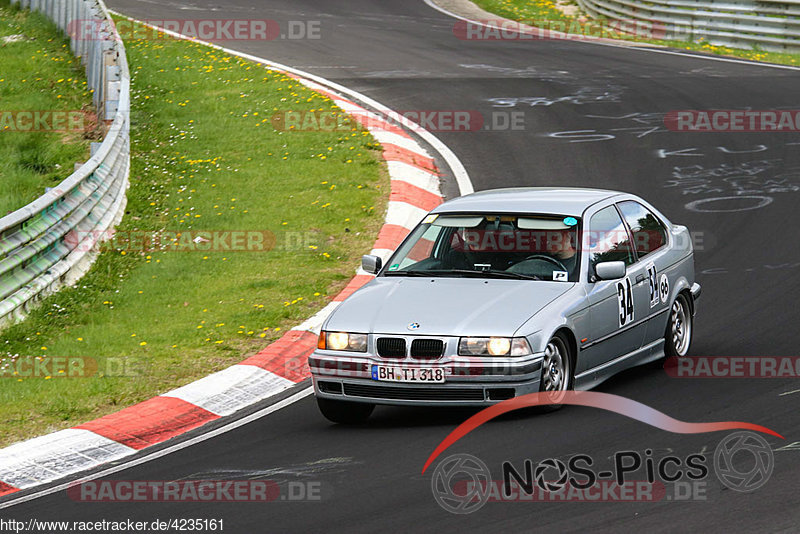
{"left": 384, "top": 201, "right": 430, "bottom": 229}
{"left": 0, "top": 388, "right": 314, "bottom": 510}
{"left": 386, "top": 161, "right": 442, "bottom": 193}
{"left": 0, "top": 430, "right": 135, "bottom": 490}
{"left": 163, "top": 365, "right": 295, "bottom": 416}
{"left": 291, "top": 301, "right": 342, "bottom": 334}
{"left": 371, "top": 131, "right": 430, "bottom": 154}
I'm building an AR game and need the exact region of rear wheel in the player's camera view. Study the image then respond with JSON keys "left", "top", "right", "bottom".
{"left": 316, "top": 397, "right": 374, "bottom": 424}
{"left": 665, "top": 293, "right": 693, "bottom": 358}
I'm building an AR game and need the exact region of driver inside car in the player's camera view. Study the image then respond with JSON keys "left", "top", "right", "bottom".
{"left": 505, "top": 226, "right": 578, "bottom": 281}
{"left": 548, "top": 229, "right": 578, "bottom": 274}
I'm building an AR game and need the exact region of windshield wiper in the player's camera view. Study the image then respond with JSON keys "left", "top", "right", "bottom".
{"left": 423, "top": 269, "right": 542, "bottom": 280}
{"left": 486, "top": 270, "right": 542, "bottom": 280}
{"left": 383, "top": 270, "right": 434, "bottom": 277}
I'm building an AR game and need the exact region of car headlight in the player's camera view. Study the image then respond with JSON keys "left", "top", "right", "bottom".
{"left": 318, "top": 331, "right": 368, "bottom": 352}
{"left": 458, "top": 337, "right": 531, "bottom": 356}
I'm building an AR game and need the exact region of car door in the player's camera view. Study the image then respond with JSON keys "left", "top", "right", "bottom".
{"left": 616, "top": 200, "right": 672, "bottom": 347}
{"left": 579, "top": 205, "right": 649, "bottom": 374}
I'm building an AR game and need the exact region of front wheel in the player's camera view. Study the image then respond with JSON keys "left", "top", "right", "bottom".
{"left": 317, "top": 397, "right": 374, "bottom": 424}
{"left": 537, "top": 333, "right": 573, "bottom": 410}
{"left": 664, "top": 293, "right": 693, "bottom": 358}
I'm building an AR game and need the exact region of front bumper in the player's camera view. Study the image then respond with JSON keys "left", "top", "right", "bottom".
{"left": 310, "top": 350, "right": 544, "bottom": 406}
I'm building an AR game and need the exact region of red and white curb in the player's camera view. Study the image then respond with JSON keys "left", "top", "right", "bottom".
{"left": 0, "top": 26, "right": 446, "bottom": 498}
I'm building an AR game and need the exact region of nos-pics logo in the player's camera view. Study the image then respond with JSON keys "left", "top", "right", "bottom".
{"left": 430, "top": 431, "right": 774, "bottom": 514}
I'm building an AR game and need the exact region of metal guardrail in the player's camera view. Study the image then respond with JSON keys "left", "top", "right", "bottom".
{"left": 576, "top": 0, "right": 800, "bottom": 52}
{"left": 1, "top": 0, "right": 129, "bottom": 328}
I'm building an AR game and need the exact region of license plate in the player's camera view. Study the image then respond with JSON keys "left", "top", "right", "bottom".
{"left": 371, "top": 365, "right": 445, "bottom": 383}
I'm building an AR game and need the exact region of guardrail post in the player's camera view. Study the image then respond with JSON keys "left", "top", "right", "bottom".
{"left": 104, "top": 61, "right": 121, "bottom": 123}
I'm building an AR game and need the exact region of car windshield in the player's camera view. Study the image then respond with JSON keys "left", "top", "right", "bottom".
{"left": 383, "top": 213, "right": 581, "bottom": 282}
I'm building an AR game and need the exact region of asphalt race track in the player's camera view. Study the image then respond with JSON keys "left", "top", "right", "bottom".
{"left": 5, "top": 0, "right": 800, "bottom": 531}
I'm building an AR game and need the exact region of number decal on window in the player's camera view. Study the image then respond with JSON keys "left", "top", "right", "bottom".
{"left": 647, "top": 263, "right": 659, "bottom": 308}
{"left": 617, "top": 277, "right": 635, "bottom": 327}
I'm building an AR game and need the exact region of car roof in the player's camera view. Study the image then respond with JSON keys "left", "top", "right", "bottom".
{"left": 430, "top": 187, "right": 622, "bottom": 217}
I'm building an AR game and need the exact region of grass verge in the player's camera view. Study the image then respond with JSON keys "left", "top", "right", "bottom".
{"left": 472, "top": 0, "right": 800, "bottom": 67}
{"left": 0, "top": 0, "right": 98, "bottom": 217}
{"left": 0, "top": 17, "right": 388, "bottom": 447}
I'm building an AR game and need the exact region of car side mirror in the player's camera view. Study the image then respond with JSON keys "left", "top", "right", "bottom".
{"left": 595, "top": 261, "right": 626, "bottom": 281}
{"left": 362, "top": 254, "right": 383, "bottom": 275}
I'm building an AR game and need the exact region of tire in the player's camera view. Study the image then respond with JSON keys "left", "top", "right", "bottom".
{"left": 664, "top": 293, "right": 693, "bottom": 358}
{"left": 537, "top": 332, "right": 574, "bottom": 410}
{"left": 317, "top": 397, "right": 374, "bottom": 424}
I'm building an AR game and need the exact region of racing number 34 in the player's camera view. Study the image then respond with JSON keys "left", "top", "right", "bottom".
{"left": 617, "top": 278, "right": 634, "bottom": 327}
{"left": 647, "top": 263, "right": 659, "bottom": 307}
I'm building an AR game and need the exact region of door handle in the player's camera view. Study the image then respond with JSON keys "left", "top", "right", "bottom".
{"left": 635, "top": 274, "right": 646, "bottom": 284}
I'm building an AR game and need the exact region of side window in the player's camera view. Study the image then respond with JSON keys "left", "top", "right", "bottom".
{"left": 588, "top": 206, "right": 634, "bottom": 269}
{"left": 617, "top": 201, "right": 668, "bottom": 260}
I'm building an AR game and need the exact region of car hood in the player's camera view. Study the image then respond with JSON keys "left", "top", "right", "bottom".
{"left": 324, "top": 277, "right": 574, "bottom": 337}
